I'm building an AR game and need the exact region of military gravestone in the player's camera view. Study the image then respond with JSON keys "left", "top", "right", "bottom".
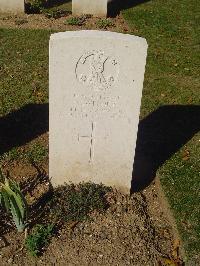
{"left": 72, "top": 0, "right": 111, "bottom": 17}
{"left": 49, "top": 30, "right": 148, "bottom": 192}
{"left": 0, "top": 0, "right": 24, "bottom": 13}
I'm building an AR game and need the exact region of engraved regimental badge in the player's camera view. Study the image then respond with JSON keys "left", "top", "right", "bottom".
{"left": 75, "top": 50, "right": 119, "bottom": 90}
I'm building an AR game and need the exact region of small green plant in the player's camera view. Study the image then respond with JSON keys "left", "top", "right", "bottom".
{"left": 44, "top": 9, "right": 71, "bottom": 19}
{"left": 0, "top": 169, "right": 28, "bottom": 232}
{"left": 96, "top": 19, "right": 114, "bottom": 29}
{"left": 64, "top": 16, "right": 86, "bottom": 26}
{"left": 51, "top": 182, "right": 112, "bottom": 223}
{"left": 25, "top": 224, "right": 54, "bottom": 257}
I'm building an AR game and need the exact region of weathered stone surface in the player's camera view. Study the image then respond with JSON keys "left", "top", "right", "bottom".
{"left": 49, "top": 30, "right": 148, "bottom": 192}
{"left": 0, "top": 0, "right": 24, "bottom": 13}
{"left": 72, "top": 0, "right": 108, "bottom": 17}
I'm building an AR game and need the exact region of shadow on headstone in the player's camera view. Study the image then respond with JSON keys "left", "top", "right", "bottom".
{"left": 0, "top": 103, "right": 48, "bottom": 156}
{"left": 108, "top": 0, "right": 151, "bottom": 17}
{"left": 131, "top": 105, "right": 200, "bottom": 192}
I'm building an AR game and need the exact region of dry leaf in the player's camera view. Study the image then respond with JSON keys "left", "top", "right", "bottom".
{"left": 164, "top": 258, "right": 177, "bottom": 266}
{"left": 182, "top": 149, "right": 190, "bottom": 161}
{"left": 172, "top": 239, "right": 180, "bottom": 259}
{"left": 68, "top": 221, "right": 79, "bottom": 230}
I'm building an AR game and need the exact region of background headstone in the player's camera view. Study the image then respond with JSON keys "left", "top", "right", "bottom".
{"left": 0, "top": 0, "right": 24, "bottom": 13}
{"left": 49, "top": 30, "right": 148, "bottom": 192}
{"left": 72, "top": 0, "right": 110, "bottom": 17}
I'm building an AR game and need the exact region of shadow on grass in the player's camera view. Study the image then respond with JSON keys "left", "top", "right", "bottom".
{"left": 132, "top": 105, "right": 200, "bottom": 192}
{"left": 0, "top": 103, "right": 48, "bottom": 156}
{"left": 45, "top": 0, "right": 71, "bottom": 7}
{"left": 108, "top": 0, "right": 150, "bottom": 17}
{"left": 25, "top": 0, "right": 71, "bottom": 14}
{"left": 0, "top": 104, "right": 199, "bottom": 193}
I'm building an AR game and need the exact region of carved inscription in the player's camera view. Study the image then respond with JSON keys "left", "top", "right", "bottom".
{"left": 73, "top": 51, "right": 121, "bottom": 163}
{"left": 78, "top": 122, "right": 95, "bottom": 163}
{"left": 75, "top": 50, "right": 119, "bottom": 90}
{"left": 70, "top": 93, "right": 122, "bottom": 119}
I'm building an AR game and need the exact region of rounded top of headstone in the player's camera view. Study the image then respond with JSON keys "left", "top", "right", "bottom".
{"left": 50, "top": 30, "right": 148, "bottom": 47}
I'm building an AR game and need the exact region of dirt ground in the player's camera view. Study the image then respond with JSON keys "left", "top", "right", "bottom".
{"left": 0, "top": 159, "right": 184, "bottom": 265}
{"left": 0, "top": 12, "right": 130, "bottom": 32}
{"left": 0, "top": 181, "right": 183, "bottom": 265}
{"left": 0, "top": 12, "right": 184, "bottom": 266}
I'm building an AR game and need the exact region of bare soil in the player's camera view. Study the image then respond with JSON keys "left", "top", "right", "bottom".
{"left": 0, "top": 12, "right": 130, "bottom": 32}
{"left": 0, "top": 159, "right": 184, "bottom": 265}
{"left": 0, "top": 12, "right": 184, "bottom": 266}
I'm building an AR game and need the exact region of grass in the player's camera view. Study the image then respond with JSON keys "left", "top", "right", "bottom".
{"left": 96, "top": 18, "right": 114, "bottom": 29}
{"left": 0, "top": 28, "right": 50, "bottom": 163}
{"left": 122, "top": 0, "right": 200, "bottom": 262}
{"left": 24, "top": 143, "right": 48, "bottom": 163}
{"left": 1, "top": 143, "right": 48, "bottom": 163}
{"left": 0, "top": 28, "right": 50, "bottom": 116}
{"left": 123, "top": 0, "right": 199, "bottom": 117}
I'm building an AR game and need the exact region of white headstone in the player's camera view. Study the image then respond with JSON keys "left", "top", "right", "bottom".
{"left": 0, "top": 0, "right": 24, "bottom": 13}
{"left": 72, "top": 0, "right": 109, "bottom": 17}
{"left": 49, "top": 30, "right": 148, "bottom": 192}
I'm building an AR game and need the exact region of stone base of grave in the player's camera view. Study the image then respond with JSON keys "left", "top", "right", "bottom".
{"left": 0, "top": 0, "right": 24, "bottom": 13}
{"left": 72, "top": 0, "right": 108, "bottom": 17}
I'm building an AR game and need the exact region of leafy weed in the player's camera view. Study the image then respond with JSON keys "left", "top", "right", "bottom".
{"left": 25, "top": 224, "right": 54, "bottom": 257}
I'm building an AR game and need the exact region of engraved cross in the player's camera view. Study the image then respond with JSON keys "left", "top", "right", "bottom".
{"left": 78, "top": 122, "right": 95, "bottom": 163}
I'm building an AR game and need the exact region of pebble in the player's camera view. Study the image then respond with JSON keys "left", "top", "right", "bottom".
{"left": 8, "top": 258, "right": 13, "bottom": 264}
